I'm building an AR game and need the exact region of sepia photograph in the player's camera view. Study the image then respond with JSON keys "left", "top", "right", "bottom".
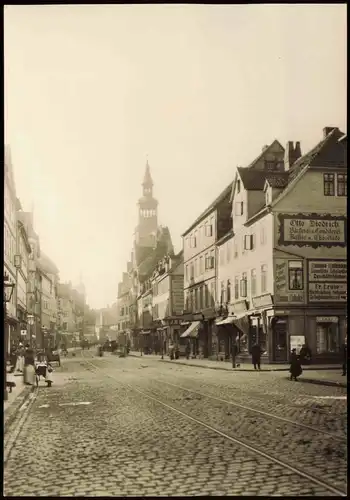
{"left": 3, "top": 4, "right": 347, "bottom": 497}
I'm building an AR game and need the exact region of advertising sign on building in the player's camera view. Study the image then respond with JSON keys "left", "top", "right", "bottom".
{"left": 278, "top": 214, "right": 346, "bottom": 247}
{"left": 308, "top": 260, "right": 347, "bottom": 282}
{"left": 308, "top": 282, "right": 347, "bottom": 302}
{"left": 308, "top": 259, "right": 347, "bottom": 303}
{"left": 274, "top": 259, "right": 304, "bottom": 304}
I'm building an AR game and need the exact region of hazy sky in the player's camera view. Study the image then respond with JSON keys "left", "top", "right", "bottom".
{"left": 4, "top": 4, "right": 347, "bottom": 308}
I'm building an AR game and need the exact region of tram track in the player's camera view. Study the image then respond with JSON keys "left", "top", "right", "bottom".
{"left": 93, "top": 353, "right": 346, "bottom": 440}
{"left": 82, "top": 353, "right": 347, "bottom": 497}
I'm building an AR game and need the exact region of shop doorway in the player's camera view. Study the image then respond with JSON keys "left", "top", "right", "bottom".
{"left": 272, "top": 318, "right": 288, "bottom": 362}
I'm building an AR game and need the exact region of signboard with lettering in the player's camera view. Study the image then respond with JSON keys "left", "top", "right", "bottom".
{"left": 308, "top": 282, "right": 347, "bottom": 303}
{"left": 308, "top": 258, "right": 347, "bottom": 303}
{"left": 308, "top": 260, "right": 347, "bottom": 282}
{"left": 274, "top": 259, "right": 305, "bottom": 304}
{"left": 278, "top": 213, "right": 346, "bottom": 248}
{"left": 252, "top": 294, "right": 273, "bottom": 308}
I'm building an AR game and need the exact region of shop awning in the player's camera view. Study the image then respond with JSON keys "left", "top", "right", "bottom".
{"left": 232, "top": 316, "right": 250, "bottom": 337}
{"left": 180, "top": 321, "right": 201, "bottom": 338}
{"left": 216, "top": 316, "right": 236, "bottom": 326}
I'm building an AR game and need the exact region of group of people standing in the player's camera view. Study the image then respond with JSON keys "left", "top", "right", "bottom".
{"left": 8, "top": 342, "right": 54, "bottom": 387}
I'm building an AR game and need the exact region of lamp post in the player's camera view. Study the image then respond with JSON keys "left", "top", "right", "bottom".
{"left": 4, "top": 275, "right": 15, "bottom": 401}
{"left": 27, "top": 314, "right": 34, "bottom": 348}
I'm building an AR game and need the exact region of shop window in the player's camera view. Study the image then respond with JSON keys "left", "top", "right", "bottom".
{"left": 337, "top": 174, "right": 347, "bottom": 196}
{"left": 316, "top": 323, "right": 340, "bottom": 353}
{"left": 288, "top": 261, "right": 304, "bottom": 290}
{"left": 234, "top": 276, "right": 239, "bottom": 300}
{"left": 323, "top": 173, "right": 335, "bottom": 196}
{"left": 261, "top": 264, "right": 267, "bottom": 293}
{"left": 251, "top": 269, "right": 257, "bottom": 296}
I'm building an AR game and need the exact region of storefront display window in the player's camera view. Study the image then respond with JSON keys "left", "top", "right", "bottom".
{"left": 316, "top": 323, "right": 340, "bottom": 353}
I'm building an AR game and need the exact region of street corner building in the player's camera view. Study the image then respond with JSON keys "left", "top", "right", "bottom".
{"left": 215, "top": 127, "right": 347, "bottom": 364}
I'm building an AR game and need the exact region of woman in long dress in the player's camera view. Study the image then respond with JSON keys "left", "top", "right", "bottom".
{"left": 23, "top": 348, "right": 36, "bottom": 385}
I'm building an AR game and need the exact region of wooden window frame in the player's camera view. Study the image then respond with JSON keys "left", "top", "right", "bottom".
{"left": 337, "top": 173, "right": 347, "bottom": 196}
{"left": 323, "top": 173, "right": 335, "bottom": 196}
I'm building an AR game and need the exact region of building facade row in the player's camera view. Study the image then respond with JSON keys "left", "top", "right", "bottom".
{"left": 116, "top": 127, "right": 346, "bottom": 363}
{"left": 3, "top": 146, "right": 93, "bottom": 352}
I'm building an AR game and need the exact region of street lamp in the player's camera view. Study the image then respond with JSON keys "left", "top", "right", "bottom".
{"left": 27, "top": 314, "right": 34, "bottom": 348}
{"left": 4, "top": 276, "right": 15, "bottom": 401}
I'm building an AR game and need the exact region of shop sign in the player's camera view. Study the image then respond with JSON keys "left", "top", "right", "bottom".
{"left": 274, "top": 259, "right": 305, "bottom": 304}
{"left": 232, "top": 300, "right": 248, "bottom": 314}
{"left": 308, "top": 260, "right": 347, "bottom": 282}
{"left": 316, "top": 316, "right": 339, "bottom": 323}
{"left": 308, "top": 282, "right": 347, "bottom": 302}
{"left": 252, "top": 293, "right": 273, "bottom": 309}
{"left": 278, "top": 213, "right": 346, "bottom": 248}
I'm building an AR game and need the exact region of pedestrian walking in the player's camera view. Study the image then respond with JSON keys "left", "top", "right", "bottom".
{"left": 231, "top": 339, "right": 238, "bottom": 368}
{"left": 9, "top": 347, "right": 17, "bottom": 373}
{"left": 15, "top": 344, "right": 25, "bottom": 373}
{"left": 45, "top": 362, "right": 54, "bottom": 387}
{"left": 185, "top": 340, "right": 191, "bottom": 360}
{"left": 341, "top": 335, "right": 347, "bottom": 376}
{"left": 251, "top": 343, "right": 263, "bottom": 370}
{"left": 23, "top": 348, "right": 36, "bottom": 386}
{"left": 289, "top": 348, "right": 303, "bottom": 381}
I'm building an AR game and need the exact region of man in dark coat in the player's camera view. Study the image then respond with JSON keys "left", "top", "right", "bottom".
{"left": 231, "top": 340, "right": 239, "bottom": 368}
{"left": 290, "top": 348, "right": 302, "bottom": 381}
{"left": 341, "top": 336, "right": 347, "bottom": 376}
{"left": 251, "top": 343, "right": 263, "bottom": 370}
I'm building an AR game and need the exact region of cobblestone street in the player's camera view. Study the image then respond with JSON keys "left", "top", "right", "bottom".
{"left": 4, "top": 352, "right": 347, "bottom": 497}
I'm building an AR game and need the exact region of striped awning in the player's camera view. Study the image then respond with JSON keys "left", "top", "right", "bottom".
{"left": 180, "top": 321, "right": 201, "bottom": 339}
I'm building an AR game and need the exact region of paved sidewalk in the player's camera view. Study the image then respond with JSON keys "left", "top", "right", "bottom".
{"left": 4, "top": 371, "right": 33, "bottom": 430}
{"left": 128, "top": 351, "right": 347, "bottom": 388}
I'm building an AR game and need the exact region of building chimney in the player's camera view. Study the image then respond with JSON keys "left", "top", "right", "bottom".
{"left": 294, "top": 141, "right": 302, "bottom": 161}
{"left": 323, "top": 126, "right": 336, "bottom": 138}
{"left": 262, "top": 145, "right": 269, "bottom": 152}
{"left": 284, "top": 141, "right": 294, "bottom": 171}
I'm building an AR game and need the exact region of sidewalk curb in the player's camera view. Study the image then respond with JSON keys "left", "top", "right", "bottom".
{"left": 298, "top": 378, "right": 347, "bottom": 389}
{"left": 155, "top": 357, "right": 340, "bottom": 373}
{"left": 4, "top": 385, "right": 34, "bottom": 434}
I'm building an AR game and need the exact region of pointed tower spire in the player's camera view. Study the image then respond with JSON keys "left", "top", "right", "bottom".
{"left": 142, "top": 159, "right": 153, "bottom": 187}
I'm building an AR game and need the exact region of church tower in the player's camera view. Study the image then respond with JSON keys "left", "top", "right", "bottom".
{"left": 135, "top": 160, "right": 158, "bottom": 248}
